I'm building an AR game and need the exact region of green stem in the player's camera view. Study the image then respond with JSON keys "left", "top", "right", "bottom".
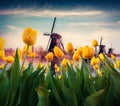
{"left": 10, "top": 94, "right": 15, "bottom": 106}
{"left": 20, "top": 45, "right": 29, "bottom": 72}
{"left": 69, "top": 52, "right": 73, "bottom": 66}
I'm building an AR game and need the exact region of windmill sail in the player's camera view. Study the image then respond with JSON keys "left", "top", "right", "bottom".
{"left": 46, "top": 17, "right": 56, "bottom": 51}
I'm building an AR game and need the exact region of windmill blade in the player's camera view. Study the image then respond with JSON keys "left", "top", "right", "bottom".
{"left": 100, "top": 36, "right": 103, "bottom": 45}
{"left": 46, "top": 17, "right": 56, "bottom": 51}
{"left": 43, "top": 32, "right": 50, "bottom": 36}
{"left": 46, "top": 38, "right": 52, "bottom": 51}
{"left": 51, "top": 17, "right": 56, "bottom": 34}
{"left": 60, "top": 38, "right": 64, "bottom": 50}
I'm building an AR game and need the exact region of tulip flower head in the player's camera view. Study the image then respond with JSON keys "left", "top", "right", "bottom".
{"left": 66, "top": 42, "right": 74, "bottom": 53}
{"left": 37, "top": 61, "right": 43, "bottom": 69}
{"left": 53, "top": 46, "right": 64, "bottom": 58}
{"left": 93, "top": 64, "right": 99, "bottom": 70}
{"left": 97, "top": 70, "right": 102, "bottom": 77}
{"left": 91, "top": 57, "right": 100, "bottom": 66}
{"left": 114, "top": 60, "right": 120, "bottom": 68}
{"left": 73, "top": 51, "right": 80, "bottom": 62}
{"left": 58, "top": 75, "right": 62, "bottom": 79}
{"left": 22, "top": 27, "right": 37, "bottom": 45}
{"left": 0, "top": 63, "right": 5, "bottom": 70}
{"left": 92, "top": 40, "right": 98, "bottom": 47}
{"left": 77, "top": 47, "right": 82, "bottom": 55}
{"left": 29, "top": 52, "right": 36, "bottom": 58}
{"left": 23, "top": 45, "right": 32, "bottom": 55}
{"left": 61, "top": 58, "right": 68, "bottom": 67}
{"left": 4, "top": 56, "right": 14, "bottom": 63}
{"left": 111, "top": 54, "right": 116, "bottom": 60}
{"left": 99, "top": 53, "right": 104, "bottom": 61}
{"left": 0, "top": 37, "right": 5, "bottom": 50}
{"left": 0, "top": 50, "right": 5, "bottom": 59}
{"left": 54, "top": 64, "right": 60, "bottom": 73}
{"left": 82, "top": 46, "right": 94, "bottom": 59}
{"left": 45, "top": 52, "right": 54, "bottom": 62}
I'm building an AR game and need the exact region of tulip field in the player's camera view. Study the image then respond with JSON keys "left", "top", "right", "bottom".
{"left": 0, "top": 27, "right": 120, "bottom": 106}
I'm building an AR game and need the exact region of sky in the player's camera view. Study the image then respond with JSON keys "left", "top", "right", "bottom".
{"left": 0, "top": 0, "right": 120, "bottom": 53}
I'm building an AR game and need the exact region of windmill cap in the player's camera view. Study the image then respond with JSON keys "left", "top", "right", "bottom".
{"left": 51, "top": 33, "right": 62, "bottom": 39}
{"left": 109, "top": 48, "right": 114, "bottom": 50}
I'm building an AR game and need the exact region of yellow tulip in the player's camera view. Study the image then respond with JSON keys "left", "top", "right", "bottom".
{"left": 82, "top": 46, "right": 94, "bottom": 59}
{"left": 4, "top": 56, "right": 14, "bottom": 63}
{"left": 18, "top": 48, "right": 22, "bottom": 61}
{"left": 54, "top": 64, "right": 60, "bottom": 73}
{"left": 22, "top": 27, "right": 37, "bottom": 45}
{"left": 54, "top": 46, "right": 64, "bottom": 58}
{"left": 91, "top": 57, "right": 100, "bottom": 66}
{"left": 61, "top": 58, "right": 68, "bottom": 67}
{"left": 45, "top": 52, "right": 54, "bottom": 62}
{"left": 66, "top": 42, "right": 74, "bottom": 53}
{"left": 89, "top": 75, "right": 91, "bottom": 79}
{"left": 45, "top": 63, "right": 49, "bottom": 72}
{"left": 73, "top": 51, "right": 80, "bottom": 62}
{"left": 99, "top": 53, "right": 104, "bottom": 61}
{"left": 97, "top": 70, "right": 102, "bottom": 77}
{"left": 0, "top": 37, "right": 5, "bottom": 50}
{"left": 23, "top": 64, "right": 27, "bottom": 71}
{"left": 29, "top": 52, "right": 36, "bottom": 58}
{"left": 37, "top": 61, "right": 43, "bottom": 69}
{"left": 0, "top": 63, "right": 5, "bottom": 69}
{"left": 58, "top": 75, "right": 62, "bottom": 79}
{"left": 54, "top": 64, "right": 58, "bottom": 69}
{"left": 13, "top": 48, "right": 22, "bottom": 61}
{"left": 0, "top": 50, "right": 5, "bottom": 59}
{"left": 114, "top": 60, "right": 120, "bottom": 68}
{"left": 23, "top": 44, "right": 32, "bottom": 55}
{"left": 77, "top": 47, "right": 82, "bottom": 55}
{"left": 93, "top": 64, "right": 99, "bottom": 70}
{"left": 111, "top": 54, "right": 115, "bottom": 60}
{"left": 92, "top": 39, "right": 98, "bottom": 47}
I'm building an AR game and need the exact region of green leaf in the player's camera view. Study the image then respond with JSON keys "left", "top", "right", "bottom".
{"left": 48, "top": 66, "right": 65, "bottom": 106}
{"left": 17, "top": 67, "right": 44, "bottom": 106}
{"left": 6, "top": 65, "right": 12, "bottom": 80}
{"left": 103, "top": 56, "right": 120, "bottom": 105}
{"left": 94, "top": 72, "right": 108, "bottom": 91}
{"left": 0, "top": 77, "right": 9, "bottom": 105}
{"left": 25, "top": 62, "right": 34, "bottom": 76}
{"left": 61, "top": 66, "right": 68, "bottom": 87}
{"left": 10, "top": 48, "right": 20, "bottom": 94}
{"left": 84, "top": 89, "right": 105, "bottom": 106}
{"left": 27, "top": 69, "right": 45, "bottom": 106}
{"left": 67, "top": 65, "right": 80, "bottom": 97}
{"left": 0, "top": 63, "right": 7, "bottom": 81}
{"left": 36, "top": 86, "right": 51, "bottom": 106}
{"left": 58, "top": 78, "right": 78, "bottom": 106}
{"left": 82, "top": 62, "right": 96, "bottom": 94}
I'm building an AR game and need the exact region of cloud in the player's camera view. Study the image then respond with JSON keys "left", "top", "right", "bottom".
{"left": 0, "top": 8, "right": 104, "bottom": 17}
{"left": 6, "top": 25, "right": 20, "bottom": 30}
{"left": 69, "top": 22, "right": 117, "bottom": 27}
{"left": 117, "top": 21, "right": 120, "bottom": 24}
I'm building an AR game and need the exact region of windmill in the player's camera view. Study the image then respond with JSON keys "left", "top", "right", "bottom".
{"left": 44, "top": 17, "right": 64, "bottom": 52}
{"left": 98, "top": 37, "right": 106, "bottom": 54}
{"left": 108, "top": 43, "right": 114, "bottom": 54}
{"left": 43, "top": 17, "right": 64, "bottom": 75}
